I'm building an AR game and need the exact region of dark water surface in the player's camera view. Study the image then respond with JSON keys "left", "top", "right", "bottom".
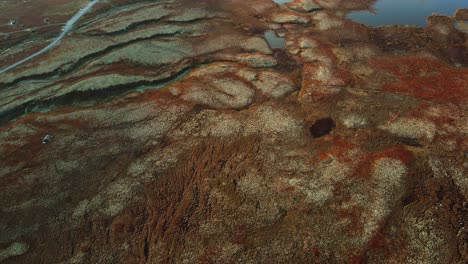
{"left": 348, "top": 0, "right": 467, "bottom": 27}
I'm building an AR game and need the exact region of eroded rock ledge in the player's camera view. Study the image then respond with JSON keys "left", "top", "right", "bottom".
{"left": 0, "top": 0, "right": 467, "bottom": 263}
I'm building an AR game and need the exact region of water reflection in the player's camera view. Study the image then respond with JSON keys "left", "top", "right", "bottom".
{"left": 348, "top": 0, "right": 467, "bottom": 26}
{"left": 264, "top": 30, "right": 286, "bottom": 49}
{"left": 272, "top": 0, "right": 292, "bottom": 3}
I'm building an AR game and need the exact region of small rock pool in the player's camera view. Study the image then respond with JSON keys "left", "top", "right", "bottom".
{"left": 264, "top": 30, "right": 286, "bottom": 49}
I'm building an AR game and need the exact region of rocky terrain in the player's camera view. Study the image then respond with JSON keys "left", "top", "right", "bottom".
{"left": 0, "top": 0, "right": 467, "bottom": 263}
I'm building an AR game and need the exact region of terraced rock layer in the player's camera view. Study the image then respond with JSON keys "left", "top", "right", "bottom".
{"left": 0, "top": 0, "right": 467, "bottom": 263}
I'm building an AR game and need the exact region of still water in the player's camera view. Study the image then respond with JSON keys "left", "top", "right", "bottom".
{"left": 348, "top": 0, "right": 467, "bottom": 26}
{"left": 272, "top": 0, "right": 292, "bottom": 3}
{"left": 264, "top": 30, "right": 286, "bottom": 49}
{"left": 273, "top": 0, "right": 466, "bottom": 27}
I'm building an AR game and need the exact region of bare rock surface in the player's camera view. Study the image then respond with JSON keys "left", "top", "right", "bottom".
{"left": 0, "top": 0, "right": 467, "bottom": 263}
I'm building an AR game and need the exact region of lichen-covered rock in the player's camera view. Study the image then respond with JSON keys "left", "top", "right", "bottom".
{"left": 0, "top": 243, "right": 28, "bottom": 262}
{"left": 168, "top": 63, "right": 296, "bottom": 109}
{"left": 270, "top": 11, "right": 311, "bottom": 24}
{"left": 379, "top": 117, "right": 436, "bottom": 142}
{"left": 286, "top": 0, "right": 320, "bottom": 13}
{"left": 0, "top": 0, "right": 466, "bottom": 263}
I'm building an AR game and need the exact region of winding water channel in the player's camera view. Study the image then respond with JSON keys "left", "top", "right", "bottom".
{"left": 0, "top": 0, "right": 100, "bottom": 75}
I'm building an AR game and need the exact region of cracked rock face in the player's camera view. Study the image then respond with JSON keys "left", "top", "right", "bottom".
{"left": 0, "top": 0, "right": 467, "bottom": 263}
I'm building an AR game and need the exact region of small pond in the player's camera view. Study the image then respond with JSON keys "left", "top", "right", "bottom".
{"left": 264, "top": 30, "right": 286, "bottom": 49}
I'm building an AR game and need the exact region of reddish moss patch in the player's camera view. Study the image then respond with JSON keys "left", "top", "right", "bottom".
{"left": 370, "top": 56, "right": 468, "bottom": 107}
{"left": 337, "top": 207, "right": 365, "bottom": 236}
{"left": 198, "top": 246, "right": 221, "bottom": 263}
{"left": 351, "top": 146, "right": 413, "bottom": 180}
{"left": 374, "top": 146, "right": 414, "bottom": 165}
{"left": 346, "top": 252, "right": 365, "bottom": 264}
{"left": 367, "top": 221, "right": 388, "bottom": 251}
{"left": 407, "top": 102, "right": 457, "bottom": 125}
{"left": 315, "top": 135, "right": 354, "bottom": 161}
{"left": 0, "top": 170, "right": 27, "bottom": 189}
{"left": 0, "top": 135, "right": 44, "bottom": 168}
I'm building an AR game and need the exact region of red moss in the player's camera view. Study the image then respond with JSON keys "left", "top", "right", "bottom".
{"left": 407, "top": 102, "right": 457, "bottom": 124}
{"left": 367, "top": 222, "right": 387, "bottom": 250}
{"left": 1, "top": 135, "right": 43, "bottom": 168}
{"left": 0, "top": 42, "right": 49, "bottom": 67}
{"left": 198, "top": 246, "right": 220, "bottom": 264}
{"left": 316, "top": 136, "right": 354, "bottom": 161}
{"left": 233, "top": 225, "right": 247, "bottom": 245}
{"left": 351, "top": 146, "right": 413, "bottom": 180}
{"left": 311, "top": 247, "right": 320, "bottom": 257}
{"left": 374, "top": 146, "right": 414, "bottom": 165}
{"left": 336, "top": 206, "right": 364, "bottom": 236}
{"left": 370, "top": 56, "right": 468, "bottom": 107}
{"left": 112, "top": 222, "right": 125, "bottom": 234}
{"left": 346, "top": 252, "right": 365, "bottom": 264}
{"left": 0, "top": 170, "right": 25, "bottom": 189}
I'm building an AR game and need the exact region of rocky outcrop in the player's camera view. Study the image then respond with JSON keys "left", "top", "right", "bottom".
{"left": 0, "top": 0, "right": 467, "bottom": 263}
{"left": 169, "top": 63, "right": 296, "bottom": 109}
{"left": 0, "top": 1, "right": 274, "bottom": 123}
